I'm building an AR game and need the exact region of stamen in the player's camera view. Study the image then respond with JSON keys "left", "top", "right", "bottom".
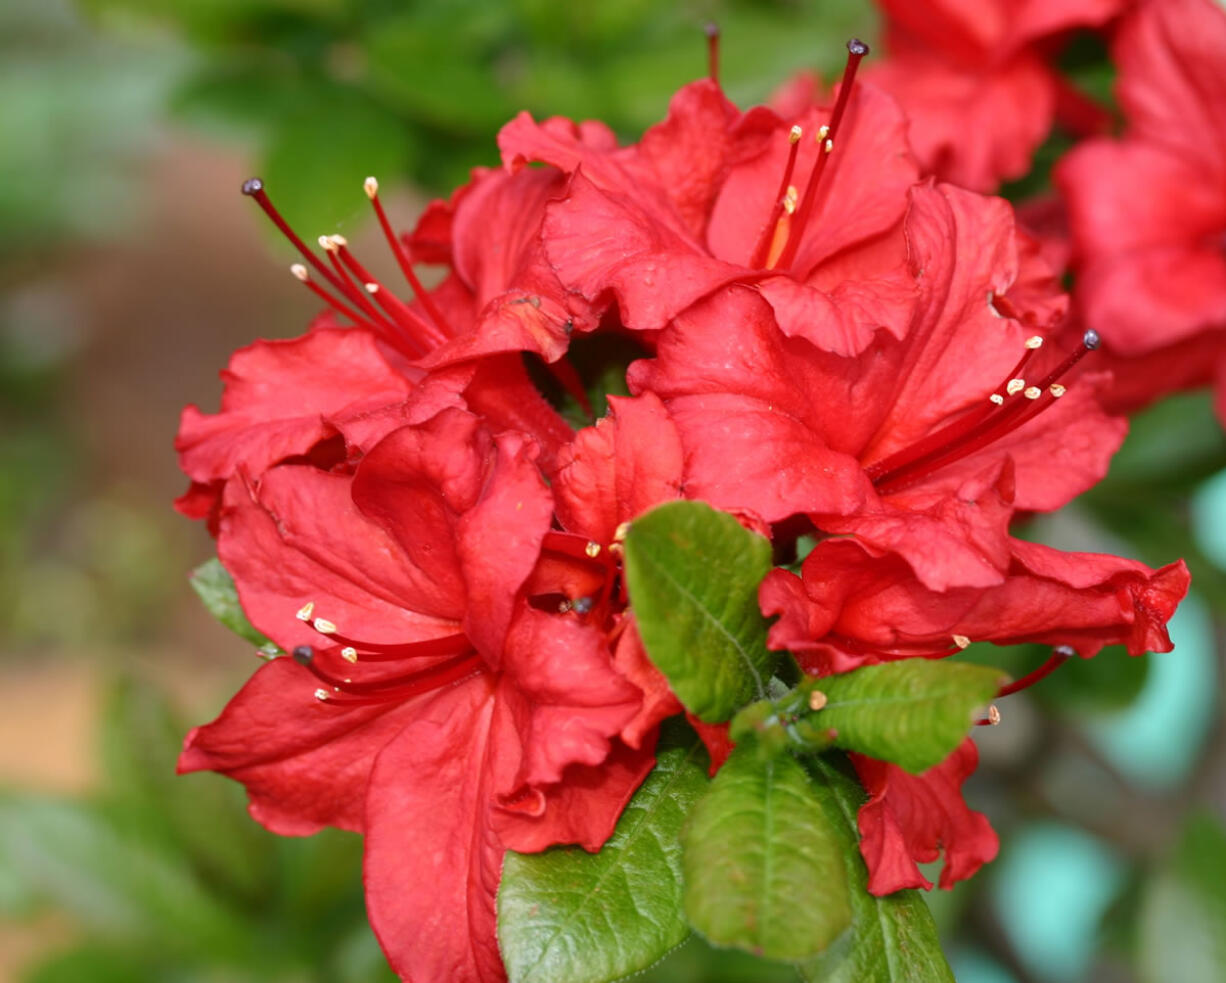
{"left": 334, "top": 242, "right": 444, "bottom": 351}
{"left": 771, "top": 38, "right": 870, "bottom": 271}
{"left": 975, "top": 704, "right": 1002, "bottom": 726}
{"left": 867, "top": 331, "right": 1098, "bottom": 492}
{"left": 997, "top": 645, "right": 1076, "bottom": 697}
{"left": 296, "top": 601, "right": 315, "bottom": 621}
{"left": 363, "top": 176, "right": 452, "bottom": 334}
{"left": 542, "top": 531, "right": 614, "bottom": 569}
{"left": 807, "top": 689, "right": 828, "bottom": 711}
{"left": 952, "top": 634, "right": 971, "bottom": 649}
{"left": 241, "top": 178, "right": 350, "bottom": 298}
{"left": 748, "top": 126, "right": 804, "bottom": 268}
{"left": 705, "top": 21, "right": 720, "bottom": 85}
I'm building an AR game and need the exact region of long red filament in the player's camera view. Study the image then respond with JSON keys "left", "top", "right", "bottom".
{"left": 869, "top": 331, "right": 1099, "bottom": 493}
{"left": 365, "top": 181, "right": 451, "bottom": 333}
{"left": 772, "top": 39, "right": 869, "bottom": 271}
{"left": 748, "top": 127, "right": 804, "bottom": 269}
{"left": 319, "top": 630, "right": 473, "bottom": 662}
{"left": 705, "top": 22, "right": 720, "bottom": 85}
{"left": 242, "top": 179, "right": 349, "bottom": 297}
{"left": 997, "top": 646, "right": 1075, "bottom": 697}
{"left": 314, "top": 654, "right": 483, "bottom": 707}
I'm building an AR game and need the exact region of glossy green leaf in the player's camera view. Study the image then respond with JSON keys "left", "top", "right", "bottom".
{"left": 623, "top": 501, "right": 775, "bottom": 721}
{"left": 731, "top": 661, "right": 1004, "bottom": 774}
{"left": 682, "top": 748, "right": 851, "bottom": 961}
{"left": 189, "top": 558, "right": 278, "bottom": 651}
{"left": 498, "top": 727, "right": 710, "bottom": 983}
{"left": 814, "top": 660, "right": 1006, "bottom": 774}
{"left": 1138, "top": 813, "right": 1226, "bottom": 983}
{"left": 798, "top": 757, "right": 954, "bottom": 983}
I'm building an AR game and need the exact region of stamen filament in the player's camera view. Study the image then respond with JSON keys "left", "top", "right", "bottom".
{"left": 771, "top": 39, "right": 869, "bottom": 271}
{"left": 312, "top": 653, "right": 483, "bottom": 706}
{"left": 705, "top": 22, "right": 720, "bottom": 85}
{"left": 748, "top": 125, "right": 804, "bottom": 269}
{"left": 334, "top": 243, "right": 444, "bottom": 350}
{"left": 364, "top": 176, "right": 452, "bottom": 334}
{"left": 290, "top": 266, "right": 373, "bottom": 328}
{"left": 997, "top": 646, "right": 1075, "bottom": 697}
{"left": 242, "top": 178, "right": 350, "bottom": 298}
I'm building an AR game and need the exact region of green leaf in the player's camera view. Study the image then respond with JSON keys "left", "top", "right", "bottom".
{"left": 1138, "top": 813, "right": 1226, "bottom": 983}
{"left": 189, "top": 557, "right": 278, "bottom": 651}
{"left": 0, "top": 794, "right": 252, "bottom": 963}
{"left": 498, "top": 725, "right": 710, "bottom": 983}
{"left": 623, "top": 501, "right": 776, "bottom": 721}
{"left": 681, "top": 747, "right": 851, "bottom": 961}
{"left": 798, "top": 757, "right": 954, "bottom": 983}
{"left": 814, "top": 660, "right": 1006, "bottom": 774}
{"left": 730, "top": 660, "right": 1004, "bottom": 774}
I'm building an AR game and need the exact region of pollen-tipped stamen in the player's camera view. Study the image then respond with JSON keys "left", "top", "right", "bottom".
{"left": 364, "top": 176, "right": 452, "bottom": 335}
{"left": 771, "top": 38, "right": 869, "bottom": 271}
{"left": 869, "top": 331, "right": 1099, "bottom": 492}
{"left": 748, "top": 125, "right": 804, "bottom": 269}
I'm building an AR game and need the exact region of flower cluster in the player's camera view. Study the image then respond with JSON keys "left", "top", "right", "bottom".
{"left": 175, "top": 2, "right": 1215, "bottom": 978}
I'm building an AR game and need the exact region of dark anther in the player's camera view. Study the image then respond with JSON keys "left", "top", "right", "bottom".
{"left": 1083, "top": 329, "right": 1101, "bottom": 350}
{"left": 847, "top": 38, "right": 870, "bottom": 56}
{"left": 571, "top": 596, "right": 594, "bottom": 615}
{"left": 704, "top": 21, "right": 719, "bottom": 38}
{"left": 241, "top": 177, "right": 264, "bottom": 196}
{"left": 292, "top": 644, "right": 315, "bottom": 665}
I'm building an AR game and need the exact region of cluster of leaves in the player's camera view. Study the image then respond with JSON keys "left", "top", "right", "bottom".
{"left": 496, "top": 501, "right": 1004, "bottom": 981}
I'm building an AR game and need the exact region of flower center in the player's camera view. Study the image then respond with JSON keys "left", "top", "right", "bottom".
{"left": 748, "top": 38, "right": 870, "bottom": 272}
{"left": 240, "top": 176, "right": 453, "bottom": 359}
{"left": 865, "top": 329, "right": 1101, "bottom": 492}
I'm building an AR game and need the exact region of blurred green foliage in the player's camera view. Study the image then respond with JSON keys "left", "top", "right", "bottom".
{"left": 74, "top": 0, "right": 870, "bottom": 235}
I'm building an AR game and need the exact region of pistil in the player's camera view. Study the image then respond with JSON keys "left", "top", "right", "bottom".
{"left": 769, "top": 39, "right": 869, "bottom": 272}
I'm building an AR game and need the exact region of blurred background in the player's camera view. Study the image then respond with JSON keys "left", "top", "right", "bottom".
{"left": 0, "top": 0, "right": 1223, "bottom": 980}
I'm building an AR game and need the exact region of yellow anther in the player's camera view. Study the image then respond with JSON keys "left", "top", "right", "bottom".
{"left": 584, "top": 542, "right": 601, "bottom": 558}
{"left": 789, "top": 125, "right": 802, "bottom": 143}
{"left": 341, "top": 647, "right": 358, "bottom": 664}
{"left": 989, "top": 393, "right": 1005, "bottom": 405}
{"left": 1050, "top": 383, "right": 1067, "bottom": 398}
{"left": 807, "top": 689, "right": 828, "bottom": 711}
{"left": 1025, "top": 335, "right": 1044, "bottom": 350}
{"left": 952, "top": 634, "right": 971, "bottom": 649}
{"left": 364, "top": 176, "right": 379, "bottom": 199}
{"left": 296, "top": 602, "right": 315, "bottom": 621}
{"left": 1024, "top": 386, "right": 1042, "bottom": 400}
{"left": 290, "top": 263, "right": 309, "bottom": 281}
{"left": 314, "top": 688, "right": 330, "bottom": 701}
{"left": 1006, "top": 379, "right": 1026, "bottom": 395}
{"left": 313, "top": 618, "right": 337, "bottom": 634}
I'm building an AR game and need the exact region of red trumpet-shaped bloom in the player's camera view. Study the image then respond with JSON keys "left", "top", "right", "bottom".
{"left": 179, "top": 409, "right": 653, "bottom": 981}
{"left": 499, "top": 42, "right": 921, "bottom": 358}
{"left": 849, "top": 0, "right": 1124, "bottom": 191}
{"left": 631, "top": 182, "right": 1123, "bottom": 590}
{"left": 1056, "top": 0, "right": 1226, "bottom": 424}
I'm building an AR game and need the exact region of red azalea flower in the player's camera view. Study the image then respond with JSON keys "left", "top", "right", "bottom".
{"left": 631, "top": 182, "right": 1123, "bottom": 590}
{"left": 499, "top": 43, "right": 922, "bottom": 357}
{"left": 174, "top": 170, "right": 594, "bottom": 524}
{"left": 851, "top": 740, "right": 999, "bottom": 894}
{"left": 844, "top": 0, "right": 1124, "bottom": 191}
{"left": 1056, "top": 0, "right": 1226, "bottom": 423}
{"left": 760, "top": 536, "right": 1187, "bottom": 892}
{"left": 179, "top": 408, "right": 654, "bottom": 981}
{"left": 760, "top": 537, "right": 1189, "bottom": 677}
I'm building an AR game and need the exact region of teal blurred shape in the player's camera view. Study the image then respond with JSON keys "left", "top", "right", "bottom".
{"left": 991, "top": 823, "right": 1127, "bottom": 982}
{"left": 1191, "top": 467, "right": 1226, "bottom": 570}
{"left": 947, "top": 948, "right": 1018, "bottom": 983}
{"left": 1085, "top": 592, "right": 1217, "bottom": 792}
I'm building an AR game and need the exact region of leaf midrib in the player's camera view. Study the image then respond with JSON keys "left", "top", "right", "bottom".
{"left": 636, "top": 545, "right": 767, "bottom": 703}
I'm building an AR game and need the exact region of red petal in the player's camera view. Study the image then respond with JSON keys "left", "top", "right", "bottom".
{"left": 554, "top": 392, "right": 684, "bottom": 545}
{"left": 852, "top": 739, "right": 999, "bottom": 895}
{"left": 177, "top": 658, "right": 423, "bottom": 834}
